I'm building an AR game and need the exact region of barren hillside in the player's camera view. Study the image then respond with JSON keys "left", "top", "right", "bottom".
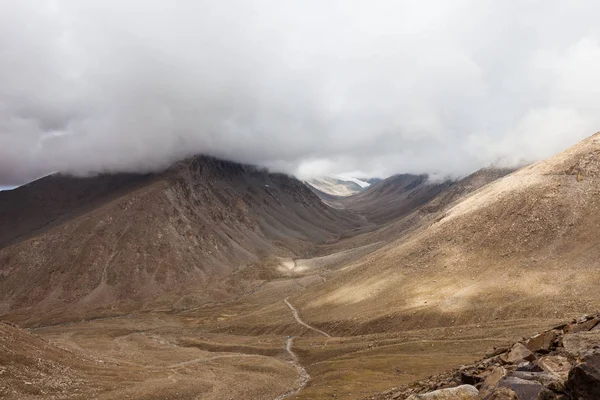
{"left": 340, "top": 174, "right": 451, "bottom": 224}
{"left": 290, "top": 133, "right": 600, "bottom": 334}
{"left": 0, "top": 156, "right": 362, "bottom": 327}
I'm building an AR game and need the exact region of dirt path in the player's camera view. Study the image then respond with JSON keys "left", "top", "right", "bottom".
{"left": 284, "top": 298, "right": 331, "bottom": 338}
{"left": 273, "top": 336, "right": 310, "bottom": 400}
{"left": 273, "top": 299, "right": 332, "bottom": 400}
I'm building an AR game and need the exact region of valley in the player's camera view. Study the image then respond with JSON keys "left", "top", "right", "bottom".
{"left": 2, "top": 134, "right": 600, "bottom": 399}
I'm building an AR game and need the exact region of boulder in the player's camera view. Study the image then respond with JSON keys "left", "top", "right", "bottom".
{"left": 525, "top": 331, "right": 557, "bottom": 353}
{"left": 515, "top": 362, "right": 542, "bottom": 372}
{"left": 538, "top": 356, "right": 571, "bottom": 380}
{"left": 497, "top": 377, "right": 545, "bottom": 400}
{"left": 566, "top": 353, "right": 600, "bottom": 400}
{"left": 501, "top": 343, "right": 536, "bottom": 364}
{"left": 509, "top": 371, "right": 562, "bottom": 388}
{"left": 562, "top": 330, "right": 600, "bottom": 358}
{"left": 479, "top": 367, "right": 507, "bottom": 398}
{"left": 405, "top": 385, "right": 480, "bottom": 399}
{"left": 566, "top": 317, "right": 600, "bottom": 334}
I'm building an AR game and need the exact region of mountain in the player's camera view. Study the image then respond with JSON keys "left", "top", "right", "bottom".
{"left": 290, "top": 132, "right": 600, "bottom": 335}
{"left": 0, "top": 172, "right": 155, "bottom": 248}
{"left": 306, "top": 176, "right": 372, "bottom": 197}
{"left": 0, "top": 156, "right": 362, "bottom": 327}
{"left": 3, "top": 133, "right": 600, "bottom": 400}
{"left": 340, "top": 174, "right": 450, "bottom": 224}
{"left": 338, "top": 168, "right": 514, "bottom": 227}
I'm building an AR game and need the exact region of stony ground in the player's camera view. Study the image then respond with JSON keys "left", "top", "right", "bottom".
{"left": 366, "top": 313, "right": 600, "bottom": 399}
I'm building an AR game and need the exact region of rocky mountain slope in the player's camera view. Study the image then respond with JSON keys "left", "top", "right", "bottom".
{"left": 0, "top": 173, "right": 155, "bottom": 248}
{"left": 339, "top": 174, "right": 449, "bottom": 224}
{"left": 0, "top": 156, "right": 362, "bottom": 327}
{"left": 290, "top": 133, "right": 600, "bottom": 335}
{"left": 339, "top": 169, "right": 515, "bottom": 226}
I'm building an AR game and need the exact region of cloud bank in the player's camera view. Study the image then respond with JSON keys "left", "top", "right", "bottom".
{"left": 2, "top": 0, "right": 600, "bottom": 185}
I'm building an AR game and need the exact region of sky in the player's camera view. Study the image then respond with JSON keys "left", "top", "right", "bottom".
{"left": 2, "top": 0, "right": 600, "bottom": 186}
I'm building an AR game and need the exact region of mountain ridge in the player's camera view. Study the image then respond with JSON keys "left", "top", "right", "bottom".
{"left": 0, "top": 155, "right": 363, "bottom": 327}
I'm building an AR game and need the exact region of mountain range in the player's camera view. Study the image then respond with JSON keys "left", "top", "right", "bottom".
{"left": 2, "top": 133, "right": 600, "bottom": 399}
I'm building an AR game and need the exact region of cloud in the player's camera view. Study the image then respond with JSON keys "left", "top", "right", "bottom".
{"left": 1, "top": 0, "right": 600, "bottom": 185}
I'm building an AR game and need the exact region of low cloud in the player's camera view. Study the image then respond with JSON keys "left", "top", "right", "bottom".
{"left": 1, "top": 0, "right": 600, "bottom": 185}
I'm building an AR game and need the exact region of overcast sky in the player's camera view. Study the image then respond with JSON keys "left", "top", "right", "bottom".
{"left": 1, "top": 0, "right": 600, "bottom": 185}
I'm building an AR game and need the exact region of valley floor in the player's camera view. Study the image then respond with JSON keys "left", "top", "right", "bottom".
{"left": 22, "top": 242, "right": 564, "bottom": 400}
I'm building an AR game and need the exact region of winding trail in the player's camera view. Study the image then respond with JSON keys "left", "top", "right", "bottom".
{"left": 273, "top": 336, "right": 310, "bottom": 400}
{"left": 274, "top": 298, "right": 332, "bottom": 400}
{"left": 284, "top": 298, "right": 331, "bottom": 338}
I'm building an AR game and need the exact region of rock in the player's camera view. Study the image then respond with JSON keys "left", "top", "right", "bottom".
{"left": 497, "top": 377, "right": 545, "bottom": 400}
{"left": 479, "top": 367, "right": 507, "bottom": 398}
{"left": 460, "top": 370, "right": 483, "bottom": 385}
{"left": 478, "top": 357, "right": 499, "bottom": 369}
{"left": 536, "top": 389, "right": 566, "bottom": 400}
{"left": 515, "top": 362, "right": 543, "bottom": 372}
{"left": 508, "top": 371, "right": 564, "bottom": 391}
{"left": 562, "top": 330, "right": 600, "bottom": 358}
{"left": 566, "top": 353, "right": 600, "bottom": 400}
{"left": 538, "top": 356, "right": 571, "bottom": 380}
{"left": 487, "top": 346, "right": 511, "bottom": 358}
{"left": 405, "top": 385, "right": 480, "bottom": 399}
{"left": 551, "top": 323, "right": 568, "bottom": 331}
{"left": 486, "top": 387, "right": 518, "bottom": 400}
{"left": 566, "top": 317, "right": 600, "bottom": 334}
{"left": 501, "top": 344, "right": 536, "bottom": 364}
{"left": 525, "top": 331, "right": 557, "bottom": 353}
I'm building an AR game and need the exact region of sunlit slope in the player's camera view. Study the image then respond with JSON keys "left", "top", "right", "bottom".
{"left": 292, "top": 132, "right": 600, "bottom": 334}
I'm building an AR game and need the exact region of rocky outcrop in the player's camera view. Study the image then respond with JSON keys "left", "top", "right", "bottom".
{"left": 567, "top": 353, "right": 600, "bottom": 400}
{"left": 500, "top": 344, "right": 536, "bottom": 364}
{"left": 366, "top": 313, "right": 600, "bottom": 400}
{"left": 525, "top": 331, "right": 557, "bottom": 353}
{"left": 562, "top": 330, "right": 600, "bottom": 358}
